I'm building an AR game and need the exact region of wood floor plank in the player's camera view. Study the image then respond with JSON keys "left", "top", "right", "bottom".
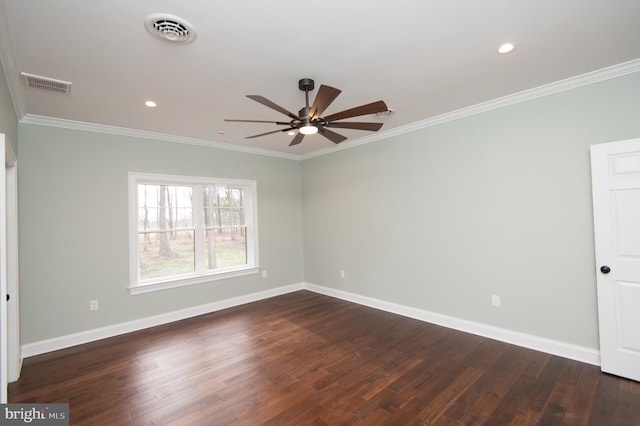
{"left": 9, "top": 291, "right": 640, "bottom": 425}
{"left": 418, "top": 365, "right": 486, "bottom": 424}
{"left": 607, "top": 375, "right": 640, "bottom": 426}
{"left": 443, "top": 343, "right": 521, "bottom": 421}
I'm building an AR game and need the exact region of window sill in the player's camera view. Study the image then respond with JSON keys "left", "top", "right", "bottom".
{"left": 128, "top": 266, "right": 260, "bottom": 295}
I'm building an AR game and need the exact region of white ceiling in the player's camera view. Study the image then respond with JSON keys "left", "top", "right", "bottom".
{"left": 1, "top": 0, "right": 639, "bottom": 157}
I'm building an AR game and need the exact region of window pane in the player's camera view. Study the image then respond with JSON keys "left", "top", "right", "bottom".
{"left": 215, "top": 186, "right": 228, "bottom": 206}
{"left": 138, "top": 231, "right": 195, "bottom": 279}
{"left": 219, "top": 208, "right": 231, "bottom": 227}
{"left": 203, "top": 184, "right": 217, "bottom": 229}
{"left": 138, "top": 184, "right": 193, "bottom": 231}
{"left": 234, "top": 207, "right": 245, "bottom": 226}
{"left": 204, "top": 227, "right": 247, "bottom": 270}
{"left": 228, "top": 188, "right": 243, "bottom": 207}
{"left": 202, "top": 186, "right": 246, "bottom": 228}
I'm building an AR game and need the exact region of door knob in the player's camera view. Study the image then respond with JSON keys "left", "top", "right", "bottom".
{"left": 600, "top": 265, "right": 611, "bottom": 274}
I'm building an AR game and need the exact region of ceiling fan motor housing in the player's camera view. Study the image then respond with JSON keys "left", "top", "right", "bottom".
{"left": 299, "top": 107, "right": 311, "bottom": 122}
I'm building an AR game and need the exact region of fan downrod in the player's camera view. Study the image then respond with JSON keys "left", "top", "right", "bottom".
{"left": 298, "top": 78, "right": 314, "bottom": 92}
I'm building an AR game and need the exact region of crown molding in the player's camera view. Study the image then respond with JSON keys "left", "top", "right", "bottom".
{"left": 19, "top": 115, "right": 301, "bottom": 160}
{"left": 301, "top": 58, "right": 640, "bottom": 160}
{"left": 13, "top": 57, "right": 640, "bottom": 162}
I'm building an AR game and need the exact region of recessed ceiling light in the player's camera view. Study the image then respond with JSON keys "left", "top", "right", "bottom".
{"left": 145, "top": 100, "right": 157, "bottom": 108}
{"left": 498, "top": 43, "right": 515, "bottom": 54}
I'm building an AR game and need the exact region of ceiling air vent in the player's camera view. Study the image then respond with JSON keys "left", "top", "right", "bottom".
{"left": 21, "top": 72, "right": 71, "bottom": 95}
{"left": 144, "top": 13, "right": 196, "bottom": 44}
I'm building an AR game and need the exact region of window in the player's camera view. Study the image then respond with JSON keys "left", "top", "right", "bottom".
{"left": 128, "top": 173, "right": 259, "bottom": 294}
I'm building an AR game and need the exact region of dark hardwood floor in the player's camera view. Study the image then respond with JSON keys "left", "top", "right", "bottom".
{"left": 9, "top": 291, "right": 640, "bottom": 425}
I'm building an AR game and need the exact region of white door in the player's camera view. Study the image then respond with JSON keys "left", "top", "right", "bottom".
{"left": 591, "top": 138, "right": 640, "bottom": 382}
{"left": 0, "top": 135, "right": 7, "bottom": 402}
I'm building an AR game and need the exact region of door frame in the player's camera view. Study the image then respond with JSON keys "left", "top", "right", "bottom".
{"left": 1, "top": 136, "right": 19, "bottom": 402}
{"left": 5, "top": 140, "right": 19, "bottom": 383}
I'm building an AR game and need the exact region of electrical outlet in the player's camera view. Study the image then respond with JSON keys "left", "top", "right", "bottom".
{"left": 491, "top": 295, "right": 501, "bottom": 307}
{"left": 89, "top": 299, "right": 99, "bottom": 311}
{"left": 340, "top": 270, "right": 345, "bottom": 278}
{"left": 262, "top": 270, "right": 268, "bottom": 278}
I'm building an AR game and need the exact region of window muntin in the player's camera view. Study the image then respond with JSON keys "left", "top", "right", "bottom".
{"left": 129, "top": 173, "right": 258, "bottom": 294}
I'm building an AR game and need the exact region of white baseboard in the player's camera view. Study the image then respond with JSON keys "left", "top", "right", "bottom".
{"left": 21, "top": 283, "right": 304, "bottom": 358}
{"left": 21, "top": 281, "right": 600, "bottom": 367}
{"left": 303, "top": 282, "right": 601, "bottom": 366}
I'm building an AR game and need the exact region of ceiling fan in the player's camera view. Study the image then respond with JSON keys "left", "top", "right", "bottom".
{"left": 225, "top": 78, "right": 389, "bottom": 146}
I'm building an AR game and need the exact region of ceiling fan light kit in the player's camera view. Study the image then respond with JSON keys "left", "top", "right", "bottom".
{"left": 299, "top": 124, "right": 318, "bottom": 135}
{"left": 225, "top": 78, "right": 388, "bottom": 147}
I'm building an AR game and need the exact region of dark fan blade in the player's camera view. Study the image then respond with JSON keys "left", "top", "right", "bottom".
{"left": 289, "top": 132, "right": 305, "bottom": 146}
{"left": 323, "top": 100, "right": 388, "bottom": 122}
{"left": 225, "top": 119, "right": 290, "bottom": 125}
{"left": 247, "top": 128, "right": 293, "bottom": 139}
{"left": 247, "top": 95, "right": 300, "bottom": 120}
{"left": 309, "top": 85, "right": 341, "bottom": 120}
{"left": 318, "top": 127, "right": 348, "bottom": 144}
{"left": 324, "top": 122, "right": 383, "bottom": 131}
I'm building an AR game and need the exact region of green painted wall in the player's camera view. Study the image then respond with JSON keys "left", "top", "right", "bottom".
{"left": 302, "top": 72, "right": 640, "bottom": 350}
{"left": 0, "top": 59, "right": 17, "bottom": 154}
{"left": 18, "top": 126, "right": 303, "bottom": 344}
{"left": 17, "top": 71, "right": 640, "bottom": 350}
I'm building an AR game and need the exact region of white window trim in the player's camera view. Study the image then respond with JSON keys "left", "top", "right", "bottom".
{"left": 128, "top": 172, "right": 259, "bottom": 295}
